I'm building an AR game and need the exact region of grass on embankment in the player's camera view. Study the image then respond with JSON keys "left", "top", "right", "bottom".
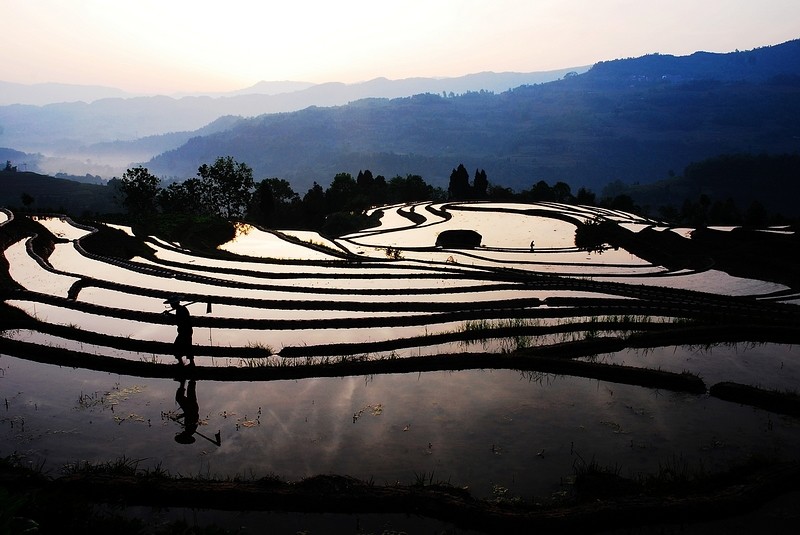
{"left": 3, "top": 453, "right": 800, "bottom": 535}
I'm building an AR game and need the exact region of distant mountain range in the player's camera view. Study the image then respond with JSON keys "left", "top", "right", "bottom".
{"left": 0, "top": 70, "right": 588, "bottom": 107}
{"left": 0, "top": 81, "right": 133, "bottom": 106}
{"left": 2, "top": 39, "right": 799, "bottom": 197}
{"left": 0, "top": 68, "right": 585, "bottom": 152}
{"left": 143, "top": 39, "right": 800, "bottom": 194}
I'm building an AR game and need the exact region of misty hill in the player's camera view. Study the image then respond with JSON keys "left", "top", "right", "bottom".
{"left": 0, "top": 147, "right": 41, "bottom": 171}
{"left": 0, "top": 81, "right": 133, "bottom": 106}
{"left": 171, "top": 80, "right": 317, "bottom": 99}
{"left": 144, "top": 39, "right": 800, "bottom": 194}
{"left": 0, "top": 80, "right": 320, "bottom": 106}
{"left": 0, "top": 68, "right": 583, "bottom": 156}
{"left": 83, "top": 115, "right": 246, "bottom": 166}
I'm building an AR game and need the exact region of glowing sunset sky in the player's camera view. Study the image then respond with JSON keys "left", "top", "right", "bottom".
{"left": 3, "top": 0, "right": 799, "bottom": 94}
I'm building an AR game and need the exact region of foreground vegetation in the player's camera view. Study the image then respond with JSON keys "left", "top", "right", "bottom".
{"left": 3, "top": 452, "right": 799, "bottom": 534}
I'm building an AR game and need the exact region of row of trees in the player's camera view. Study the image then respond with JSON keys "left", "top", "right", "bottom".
{"left": 446, "top": 163, "right": 602, "bottom": 205}
{"left": 116, "top": 156, "right": 685, "bottom": 237}
{"left": 119, "top": 156, "right": 613, "bottom": 229}
{"left": 117, "top": 157, "right": 450, "bottom": 235}
{"left": 119, "top": 156, "right": 255, "bottom": 220}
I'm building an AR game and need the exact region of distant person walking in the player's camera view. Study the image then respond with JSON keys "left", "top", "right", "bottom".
{"left": 165, "top": 296, "right": 194, "bottom": 365}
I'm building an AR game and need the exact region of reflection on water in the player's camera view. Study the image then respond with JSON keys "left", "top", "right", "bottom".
{"left": 5, "top": 239, "right": 80, "bottom": 297}
{"left": 344, "top": 210, "right": 578, "bottom": 249}
{"left": 594, "top": 342, "right": 800, "bottom": 392}
{"left": 173, "top": 379, "right": 199, "bottom": 444}
{"left": 218, "top": 224, "right": 341, "bottom": 260}
{"left": 595, "top": 268, "right": 789, "bottom": 297}
{"left": 2, "top": 347, "right": 799, "bottom": 501}
{"left": 3, "top": 202, "right": 800, "bottom": 511}
{"left": 167, "top": 378, "right": 221, "bottom": 447}
{"left": 34, "top": 216, "right": 94, "bottom": 241}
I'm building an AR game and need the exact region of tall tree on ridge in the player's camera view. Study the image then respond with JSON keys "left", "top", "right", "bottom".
{"left": 196, "top": 156, "right": 254, "bottom": 219}
{"left": 448, "top": 163, "right": 471, "bottom": 200}
{"left": 119, "top": 165, "right": 160, "bottom": 218}
{"left": 473, "top": 168, "right": 488, "bottom": 199}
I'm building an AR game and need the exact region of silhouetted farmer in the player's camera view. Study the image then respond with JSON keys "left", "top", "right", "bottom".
{"left": 165, "top": 296, "right": 194, "bottom": 365}
{"left": 174, "top": 379, "right": 199, "bottom": 444}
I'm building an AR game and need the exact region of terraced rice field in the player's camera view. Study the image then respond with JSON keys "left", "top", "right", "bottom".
{"left": 2, "top": 202, "right": 800, "bottom": 517}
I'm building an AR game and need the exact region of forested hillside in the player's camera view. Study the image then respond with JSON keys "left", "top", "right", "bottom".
{"left": 0, "top": 169, "right": 117, "bottom": 215}
{"left": 144, "top": 39, "right": 800, "bottom": 193}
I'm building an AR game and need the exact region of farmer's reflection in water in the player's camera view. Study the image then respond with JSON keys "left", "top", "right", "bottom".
{"left": 174, "top": 378, "right": 199, "bottom": 444}
{"left": 172, "top": 379, "right": 222, "bottom": 446}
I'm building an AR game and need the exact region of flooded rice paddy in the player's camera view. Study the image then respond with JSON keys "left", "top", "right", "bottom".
{"left": 2, "top": 201, "right": 800, "bottom": 504}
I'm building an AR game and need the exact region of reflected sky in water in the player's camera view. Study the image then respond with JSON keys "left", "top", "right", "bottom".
{"left": 3, "top": 344, "right": 800, "bottom": 500}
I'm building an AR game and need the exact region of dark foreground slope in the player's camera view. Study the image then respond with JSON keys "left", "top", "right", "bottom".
{"left": 0, "top": 169, "right": 116, "bottom": 214}
{"left": 3, "top": 455, "right": 800, "bottom": 534}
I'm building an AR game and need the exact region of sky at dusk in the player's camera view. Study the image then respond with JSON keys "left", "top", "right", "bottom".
{"left": 3, "top": 0, "right": 800, "bottom": 94}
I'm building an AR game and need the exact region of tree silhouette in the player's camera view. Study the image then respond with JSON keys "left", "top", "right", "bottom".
{"left": 302, "top": 182, "right": 327, "bottom": 228}
{"left": 357, "top": 169, "right": 387, "bottom": 206}
{"left": 473, "top": 169, "right": 488, "bottom": 199}
{"left": 576, "top": 187, "right": 596, "bottom": 205}
{"left": 356, "top": 169, "right": 374, "bottom": 189}
{"left": 387, "top": 174, "right": 439, "bottom": 203}
{"left": 252, "top": 178, "right": 299, "bottom": 227}
{"left": 528, "top": 180, "right": 553, "bottom": 201}
{"left": 196, "top": 156, "right": 254, "bottom": 219}
{"left": 448, "top": 164, "right": 471, "bottom": 200}
{"left": 158, "top": 178, "right": 209, "bottom": 215}
{"left": 119, "top": 166, "right": 160, "bottom": 218}
{"left": 552, "top": 181, "right": 574, "bottom": 203}
{"left": 326, "top": 172, "right": 359, "bottom": 211}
